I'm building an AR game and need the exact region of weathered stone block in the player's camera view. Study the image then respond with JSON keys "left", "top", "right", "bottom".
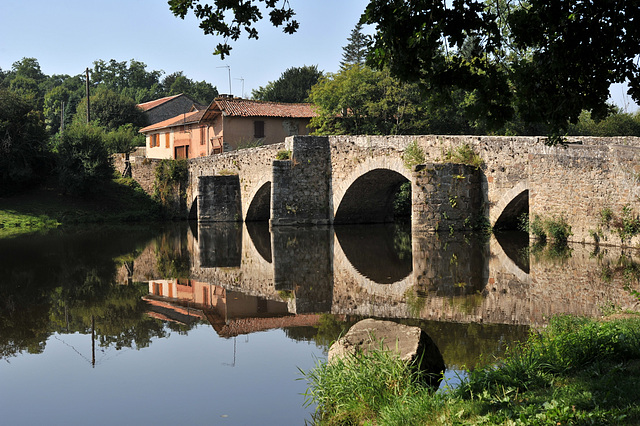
{"left": 328, "top": 318, "right": 445, "bottom": 388}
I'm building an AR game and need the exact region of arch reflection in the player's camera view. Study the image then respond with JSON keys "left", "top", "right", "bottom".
{"left": 335, "top": 223, "right": 412, "bottom": 284}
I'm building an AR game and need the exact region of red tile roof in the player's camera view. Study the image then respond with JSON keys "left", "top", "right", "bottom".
{"left": 139, "top": 110, "right": 206, "bottom": 133}
{"left": 139, "top": 97, "right": 317, "bottom": 133}
{"left": 137, "top": 94, "right": 183, "bottom": 112}
{"left": 211, "top": 98, "right": 317, "bottom": 118}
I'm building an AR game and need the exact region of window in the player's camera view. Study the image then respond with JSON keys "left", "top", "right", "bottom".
{"left": 149, "top": 134, "right": 158, "bottom": 148}
{"left": 200, "top": 127, "right": 206, "bottom": 145}
{"left": 165, "top": 133, "right": 170, "bottom": 148}
{"left": 254, "top": 120, "right": 265, "bottom": 138}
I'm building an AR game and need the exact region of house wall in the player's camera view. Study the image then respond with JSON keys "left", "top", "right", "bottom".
{"left": 146, "top": 131, "right": 173, "bottom": 159}
{"left": 147, "top": 123, "right": 225, "bottom": 160}
{"left": 222, "top": 116, "right": 311, "bottom": 150}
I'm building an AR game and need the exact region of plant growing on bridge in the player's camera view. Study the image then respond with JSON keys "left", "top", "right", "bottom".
{"left": 402, "top": 140, "right": 425, "bottom": 170}
{"left": 276, "top": 149, "right": 291, "bottom": 160}
{"left": 600, "top": 205, "right": 640, "bottom": 245}
{"left": 544, "top": 215, "right": 572, "bottom": 246}
{"left": 153, "top": 159, "right": 188, "bottom": 215}
{"left": 443, "top": 144, "right": 484, "bottom": 169}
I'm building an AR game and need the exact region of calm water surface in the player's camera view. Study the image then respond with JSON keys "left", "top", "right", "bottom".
{"left": 1, "top": 222, "right": 638, "bottom": 425}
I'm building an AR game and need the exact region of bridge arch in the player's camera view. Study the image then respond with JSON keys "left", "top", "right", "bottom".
{"left": 491, "top": 181, "right": 529, "bottom": 230}
{"left": 243, "top": 174, "right": 272, "bottom": 222}
{"left": 332, "top": 157, "right": 411, "bottom": 224}
{"left": 245, "top": 181, "right": 271, "bottom": 221}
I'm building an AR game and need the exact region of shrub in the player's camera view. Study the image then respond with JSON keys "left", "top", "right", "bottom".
{"left": 403, "top": 140, "right": 426, "bottom": 170}
{"left": 444, "top": 143, "right": 484, "bottom": 169}
{"left": 544, "top": 215, "right": 572, "bottom": 245}
{"left": 56, "top": 122, "right": 113, "bottom": 196}
{"left": 276, "top": 149, "right": 291, "bottom": 160}
{"left": 153, "top": 159, "right": 188, "bottom": 211}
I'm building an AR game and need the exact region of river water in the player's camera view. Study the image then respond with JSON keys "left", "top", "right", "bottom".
{"left": 1, "top": 222, "right": 639, "bottom": 425}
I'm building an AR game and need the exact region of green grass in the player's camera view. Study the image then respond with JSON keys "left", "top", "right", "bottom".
{"left": 0, "top": 175, "right": 162, "bottom": 238}
{"left": 301, "top": 315, "right": 640, "bottom": 425}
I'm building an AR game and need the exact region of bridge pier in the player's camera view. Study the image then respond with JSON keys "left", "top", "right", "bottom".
{"left": 412, "top": 163, "right": 483, "bottom": 233}
{"left": 197, "top": 175, "right": 242, "bottom": 222}
{"left": 270, "top": 136, "right": 333, "bottom": 226}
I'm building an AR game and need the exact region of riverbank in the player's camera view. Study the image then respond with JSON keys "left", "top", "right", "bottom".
{"left": 302, "top": 314, "right": 640, "bottom": 425}
{"left": 0, "top": 175, "right": 162, "bottom": 238}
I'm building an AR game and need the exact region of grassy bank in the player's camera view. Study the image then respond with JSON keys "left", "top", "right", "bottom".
{"left": 0, "top": 175, "right": 162, "bottom": 238}
{"left": 302, "top": 314, "right": 640, "bottom": 425}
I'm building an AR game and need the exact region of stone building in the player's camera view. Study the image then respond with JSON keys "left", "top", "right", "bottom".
{"left": 137, "top": 93, "right": 204, "bottom": 126}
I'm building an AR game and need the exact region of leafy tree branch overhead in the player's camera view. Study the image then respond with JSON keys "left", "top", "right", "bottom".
{"left": 170, "top": 0, "right": 640, "bottom": 140}
{"left": 168, "top": 0, "right": 299, "bottom": 59}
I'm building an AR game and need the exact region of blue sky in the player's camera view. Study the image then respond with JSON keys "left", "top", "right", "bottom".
{"left": 1, "top": 0, "right": 637, "bottom": 112}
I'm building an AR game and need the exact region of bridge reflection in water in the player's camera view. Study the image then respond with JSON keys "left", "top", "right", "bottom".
{"left": 141, "top": 222, "right": 640, "bottom": 335}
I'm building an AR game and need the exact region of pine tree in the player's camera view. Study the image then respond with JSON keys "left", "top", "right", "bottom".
{"left": 340, "top": 22, "right": 371, "bottom": 69}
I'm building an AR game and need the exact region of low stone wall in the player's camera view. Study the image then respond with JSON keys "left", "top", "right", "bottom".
{"left": 113, "top": 154, "right": 160, "bottom": 196}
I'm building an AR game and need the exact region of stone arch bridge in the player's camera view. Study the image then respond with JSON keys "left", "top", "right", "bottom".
{"left": 186, "top": 134, "right": 640, "bottom": 245}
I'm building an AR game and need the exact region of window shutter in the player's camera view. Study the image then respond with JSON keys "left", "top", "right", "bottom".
{"left": 254, "top": 120, "right": 265, "bottom": 138}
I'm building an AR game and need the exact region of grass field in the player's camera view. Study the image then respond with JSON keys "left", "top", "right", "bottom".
{"left": 0, "top": 176, "right": 162, "bottom": 238}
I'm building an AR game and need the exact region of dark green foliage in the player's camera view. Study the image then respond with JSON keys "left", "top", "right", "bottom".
{"left": 252, "top": 65, "right": 322, "bottom": 103}
{"left": 0, "top": 89, "right": 50, "bottom": 195}
{"left": 104, "top": 124, "right": 146, "bottom": 155}
{"left": 161, "top": 71, "right": 218, "bottom": 104}
{"left": 153, "top": 159, "right": 188, "bottom": 214}
{"left": 392, "top": 181, "right": 411, "bottom": 220}
{"left": 570, "top": 110, "right": 640, "bottom": 136}
{"left": 340, "top": 22, "right": 371, "bottom": 69}
{"left": 362, "top": 0, "right": 640, "bottom": 139}
{"left": 56, "top": 123, "right": 114, "bottom": 196}
{"left": 309, "top": 66, "right": 432, "bottom": 135}
{"left": 74, "top": 87, "right": 147, "bottom": 130}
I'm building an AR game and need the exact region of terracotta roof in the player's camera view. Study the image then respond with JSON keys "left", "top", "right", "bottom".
{"left": 212, "top": 98, "right": 317, "bottom": 118}
{"left": 137, "top": 94, "right": 184, "bottom": 112}
{"left": 139, "top": 110, "right": 206, "bottom": 133}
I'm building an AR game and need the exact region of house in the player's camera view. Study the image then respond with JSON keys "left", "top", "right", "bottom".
{"left": 137, "top": 93, "right": 205, "bottom": 126}
{"left": 139, "top": 96, "right": 317, "bottom": 159}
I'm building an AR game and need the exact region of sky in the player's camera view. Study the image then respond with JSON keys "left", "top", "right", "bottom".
{"left": 1, "top": 0, "right": 637, "bottom": 112}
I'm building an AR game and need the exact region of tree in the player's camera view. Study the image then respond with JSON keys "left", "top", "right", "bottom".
{"left": 56, "top": 122, "right": 113, "bottom": 196}
{"left": 172, "top": 1, "right": 640, "bottom": 139}
{"left": 159, "top": 72, "right": 218, "bottom": 104}
{"left": 104, "top": 124, "right": 146, "bottom": 155}
{"left": 168, "top": 0, "right": 299, "bottom": 58}
{"left": 43, "top": 75, "right": 85, "bottom": 134}
{"left": 362, "top": 0, "right": 640, "bottom": 138}
{"left": 0, "top": 89, "right": 49, "bottom": 195}
{"left": 340, "top": 22, "right": 371, "bottom": 69}
{"left": 74, "top": 87, "right": 147, "bottom": 130}
{"left": 252, "top": 65, "right": 322, "bottom": 103}
{"left": 309, "top": 66, "right": 431, "bottom": 136}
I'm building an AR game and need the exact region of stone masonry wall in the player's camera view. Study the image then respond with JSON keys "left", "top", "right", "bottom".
{"left": 529, "top": 143, "right": 640, "bottom": 246}
{"left": 412, "top": 163, "right": 483, "bottom": 232}
{"left": 270, "top": 136, "right": 332, "bottom": 225}
{"left": 188, "top": 143, "right": 284, "bottom": 220}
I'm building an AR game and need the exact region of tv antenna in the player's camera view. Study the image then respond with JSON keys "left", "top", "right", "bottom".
{"left": 234, "top": 77, "right": 245, "bottom": 98}
{"left": 217, "top": 65, "right": 232, "bottom": 95}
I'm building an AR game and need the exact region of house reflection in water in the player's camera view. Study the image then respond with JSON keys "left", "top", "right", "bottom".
{"left": 144, "top": 279, "right": 320, "bottom": 337}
